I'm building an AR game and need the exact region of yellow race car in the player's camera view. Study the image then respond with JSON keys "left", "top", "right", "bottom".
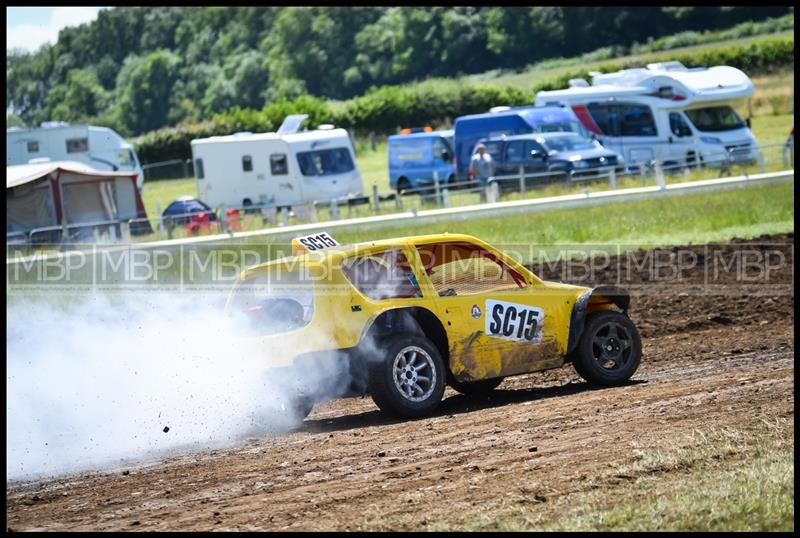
{"left": 225, "top": 232, "right": 641, "bottom": 419}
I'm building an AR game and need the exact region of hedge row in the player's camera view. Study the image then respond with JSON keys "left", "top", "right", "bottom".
{"left": 532, "top": 36, "right": 795, "bottom": 92}
{"left": 134, "top": 36, "right": 794, "bottom": 165}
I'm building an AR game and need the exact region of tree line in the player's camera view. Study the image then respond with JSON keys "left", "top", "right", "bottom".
{"left": 6, "top": 6, "right": 792, "bottom": 137}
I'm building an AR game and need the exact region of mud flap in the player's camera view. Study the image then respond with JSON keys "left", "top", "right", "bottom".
{"left": 566, "top": 286, "right": 631, "bottom": 357}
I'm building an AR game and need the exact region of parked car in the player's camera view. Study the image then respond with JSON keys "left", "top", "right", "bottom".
{"left": 387, "top": 129, "right": 455, "bottom": 192}
{"left": 162, "top": 196, "right": 217, "bottom": 225}
{"left": 478, "top": 132, "right": 625, "bottom": 189}
{"left": 225, "top": 231, "right": 642, "bottom": 419}
{"left": 453, "top": 105, "right": 591, "bottom": 181}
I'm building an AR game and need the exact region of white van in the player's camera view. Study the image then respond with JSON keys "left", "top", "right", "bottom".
{"left": 190, "top": 116, "right": 364, "bottom": 209}
{"left": 6, "top": 122, "right": 145, "bottom": 190}
{"left": 535, "top": 62, "right": 762, "bottom": 169}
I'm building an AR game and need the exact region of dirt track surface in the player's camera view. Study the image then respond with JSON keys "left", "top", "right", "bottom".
{"left": 6, "top": 234, "right": 794, "bottom": 531}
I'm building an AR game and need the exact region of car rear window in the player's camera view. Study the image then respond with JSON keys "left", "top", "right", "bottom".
{"left": 230, "top": 267, "right": 315, "bottom": 335}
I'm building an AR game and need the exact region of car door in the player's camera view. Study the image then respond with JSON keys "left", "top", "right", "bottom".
{"left": 524, "top": 139, "right": 550, "bottom": 183}
{"left": 503, "top": 140, "right": 527, "bottom": 180}
{"left": 667, "top": 111, "right": 696, "bottom": 167}
{"left": 412, "top": 241, "right": 568, "bottom": 382}
{"left": 617, "top": 102, "right": 661, "bottom": 164}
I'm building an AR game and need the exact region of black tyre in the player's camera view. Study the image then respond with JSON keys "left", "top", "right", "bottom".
{"left": 572, "top": 310, "right": 642, "bottom": 386}
{"left": 396, "top": 177, "right": 411, "bottom": 195}
{"left": 449, "top": 376, "right": 503, "bottom": 396}
{"left": 367, "top": 332, "right": 446, "bottom": 418}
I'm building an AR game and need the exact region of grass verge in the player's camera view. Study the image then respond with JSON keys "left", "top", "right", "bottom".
{"left": 360, "top": 413, "right": 794, "bottom": 531}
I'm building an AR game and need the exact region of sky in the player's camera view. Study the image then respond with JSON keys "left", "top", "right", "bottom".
{"left": 7, "top": 7, "right": 108, "bottom": 53}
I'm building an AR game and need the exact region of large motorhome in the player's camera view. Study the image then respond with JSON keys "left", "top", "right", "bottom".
{"left": 190, "top": 116, "right": 364, "bottom": 209}
{"left": 453, "top": 106, "right": 590, "bottom": 180}
{"left": 6, "top": 122, "right": 145, "bottom": 191}
{"left": 535, "top": 61, "right": 762, "bottom": 169}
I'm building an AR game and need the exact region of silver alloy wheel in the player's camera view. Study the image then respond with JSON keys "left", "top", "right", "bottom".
{"left": 392, "top": 345, "right": 436, "bottom": 402}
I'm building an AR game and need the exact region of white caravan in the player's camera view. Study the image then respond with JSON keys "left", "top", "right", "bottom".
{"left": 6, "top": 122, "right": 145, "bottom": 190}
{"left": 535, "top": 62, "right": 762, "bottom": 169}
{"left": 190, "top": 115, "right": 364, "bottom": 209}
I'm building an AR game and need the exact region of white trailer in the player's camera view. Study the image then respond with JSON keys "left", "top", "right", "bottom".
{"left": 190, "top": 116, "right": 364, "bottom": 209}
{"left": 535, "top": 62, "right": 762, "bottom": 169}
{"left": 6, "top": 122, "right": 145, "bottom": 190}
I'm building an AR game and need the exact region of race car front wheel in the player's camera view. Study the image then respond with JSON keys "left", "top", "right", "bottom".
{"left": 572, "top": 310, "right": 642, "bottom": 386}
{"left": 367, "top": 332, "right": 446, "bottom": 418}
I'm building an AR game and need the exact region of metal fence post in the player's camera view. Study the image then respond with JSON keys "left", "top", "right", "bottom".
{"left": 109, "top": 224, "right": 117, "bottom": 244}
{"left": 518, "top": 165, "right": 525, "bottom": 195}
{"left": 654, "top": 159, "right": 665, "bottom": 189}
{"left": 220, "top": 204, "right": 228, "bottom": 233}
{"left": 372, "top": 184, "right": 380, "bottom": 213}
{"left": 433, "top": 171, "right": 441, "bottom": 207}
{"left": 120, "top": 220, "right": 131, "bottom": 243}
{"left": 61, "top": 218, "right": 69, "bottom": 242}
{"left": 330, "top": 199, "right": 340, "bottom": 220}
{"left": 486, "top": 182, "right": 499, "bottom": 204}
{"left": 609, "top": 167, "right": 617, "bottom": 190}
{"left": 442, "top": 187, "right": 450, "bottom": 208}
{"left": 165, "top": 216, "right": 174, "bottom": 240}
{"left": 156, "top": 203, "right": 164, "bottom": 234}
{"left": 280, "top": 207, "right": 289, "bottom": 226}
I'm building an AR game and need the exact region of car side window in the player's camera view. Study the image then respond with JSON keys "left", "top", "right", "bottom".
{"left": 195, "top": 158, "right": 204, "bottom": 179}
{"left": 483, "top": 141, "right": 502, "bottom": 160}
{"left": 416, "top": 242, "right": 526, "bottom": 297}
{"left": 526, "top": 140, "right": 546, "bottom": 157}
{"left": 669, "top": 112, "right": 692, "bottom": 137}
{"left": 242, "top": 155, "right": 253, "bottom": 172}
{"left": 506, "top": 141, "right": 527, "bottom": 162}
{"left": 620, "top": 103, "right": 657, "bottom": 137}
{"left": 433, "top": 137, "right": 448, "bottom": 159}
{"left": 343, "top": 249, "right": 422, "bottom": 300}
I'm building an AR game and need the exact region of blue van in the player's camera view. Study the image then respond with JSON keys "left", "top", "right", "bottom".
{"left": 387, "top": 130, "right": 455, "bottom": 192}
{"left": 453, "top": 106, "right": 589, "bottom": 179}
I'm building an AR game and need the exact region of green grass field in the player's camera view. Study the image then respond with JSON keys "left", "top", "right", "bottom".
{"left": 327, "top": 181, "right": 794, "bottom": 255}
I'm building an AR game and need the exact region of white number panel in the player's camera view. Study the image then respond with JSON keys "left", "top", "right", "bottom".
{"left": 485, "top": 299, "right": 544, "bottom": 343}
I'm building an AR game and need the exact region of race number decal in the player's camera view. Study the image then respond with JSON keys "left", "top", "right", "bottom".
{"left": 485, "top": 300, "right": 544, "bottom": 343}
{"left": 293, "top": 232, "right": 339, "bottom": 252}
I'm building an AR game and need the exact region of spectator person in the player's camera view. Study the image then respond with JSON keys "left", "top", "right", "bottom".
{"left": 469, "top": 143, "right": 495, "bottom": 201}
{"left": 783, "top": 127, "right": 794, "bottom": 168}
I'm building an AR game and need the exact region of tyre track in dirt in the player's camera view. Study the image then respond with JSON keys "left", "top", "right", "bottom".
{"left": 6, "top": 234, "right": 794, "bottom": 531}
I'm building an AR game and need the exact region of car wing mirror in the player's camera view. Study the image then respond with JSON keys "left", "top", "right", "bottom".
{"left": 530, "top": 149, "right": 546, "bottom": 160}
{"left": 441, "top": 150, "right": 451, "bottom": 161}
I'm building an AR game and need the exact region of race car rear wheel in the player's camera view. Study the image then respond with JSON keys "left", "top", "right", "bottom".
{"left": 449, "top": 376, "right": 503, "bottom": 396}
{"left": 278, "top": 395, "right": 314, "bottom": 421}
{"left": 572, "top": 310, "right": 641, "bottom": 386}
{"left": 367, "top": 333, "right": 446, "bottom": 418}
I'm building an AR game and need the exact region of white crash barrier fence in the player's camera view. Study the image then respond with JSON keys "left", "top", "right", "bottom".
{"left": 6, "top": 168, "right": 793, "bottom": 268}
